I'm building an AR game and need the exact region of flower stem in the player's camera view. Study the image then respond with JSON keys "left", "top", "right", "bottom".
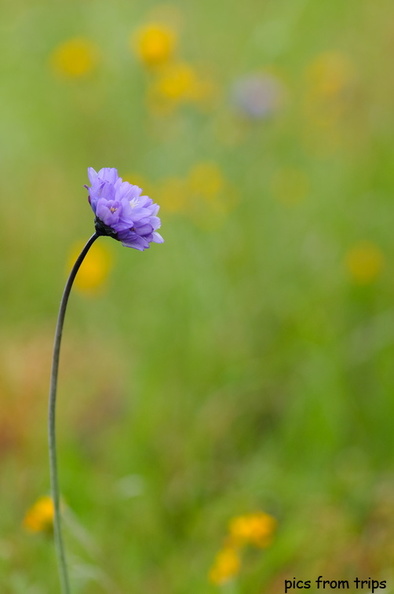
{"left": 48, "top": 232, "right": 100, "bottom": 593}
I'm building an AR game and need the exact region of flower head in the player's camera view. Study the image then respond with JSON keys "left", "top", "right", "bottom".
{"left": 23, "top": 496, "right": 54, "bottom": 533}
{"left": 132, "top": 23, "right": 176, "bottom": 67}
{"left": 208, "top": 546, "right": 241, "bottom": 585}
{"left": 228, "top": 511, "right": 277, "bottom": 548}
{"left": 50, "top": 37, "right": 99, "bottom": 78}
{"left": 208, "top": 510, "right": 277, "bottom": 587}
{"left": 232, "top": 73, "right": 284, "bottom": 119}
{"left": 305, "top": 51, "right": 355, "bottom": 99}
{"left": 86, "top": 168, "right": 164, "bottom": 251}
{"left": 345, "top": 241, "right": 384, "bottom": 285}
{"left": 149, "top": 61, "right": 214, "bottom": 113}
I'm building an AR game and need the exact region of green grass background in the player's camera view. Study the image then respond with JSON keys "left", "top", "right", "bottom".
{"left": 1, "top": 0, "right": 394, "bottom": 592}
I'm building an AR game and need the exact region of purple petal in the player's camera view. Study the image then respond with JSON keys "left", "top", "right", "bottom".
{"left": 97, "top": 168, "right": 120, "bottom": 184}
{"left": 152, "top": 232, "right": 164, "bottom": 243}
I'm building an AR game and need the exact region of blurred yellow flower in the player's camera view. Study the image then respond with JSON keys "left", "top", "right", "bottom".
{"left": 68, "top": 241, "right": 113, "bottom": 293}
{"left": 345, "top": 241, "right": 384, "bottom": 285}
{"left": 157, "top": 163, "right": 236, "bottom": 224}
{"left": 156, "top": 176, "right": 187, "bottom": 212}
{"left": 155, "top": 61, "right": 198, "bottom": 99}
{"left": 209, "top": 510, "right": 276, "bottom": 586}
{"left": 50, "top": 37, "right": 99, "bottom": 78}
{"left": 187, "top": 161, "right": 236, "bottom": 222}
{"left": 149, "top": 61, "right": 213, "bottom": 112}
{"left": 228, "top": 511, "right": 277, "bottom": 548}
{"left": 23, "top": 496, "right": 54, "bottom": 533}
{"left": 271, "top": 167, "right": 310, "bottom": 206}
{"left": 306, "top": 51, "right": 355, "bottom": 99}
{"left": 132, "top": 23, "right": 176, "bottom": 67}
{"left": 208, "top": 546, "right": 241, "bottom": 585}
{"left": 188, "top": 162, "right": 225, "bottom": 200}
{"left": 303, "top": 50, "right": 356, "bottom": 135}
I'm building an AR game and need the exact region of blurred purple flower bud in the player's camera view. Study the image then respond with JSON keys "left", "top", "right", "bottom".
{"left": 232, "top": 74, "right": 284, "bottom": 119}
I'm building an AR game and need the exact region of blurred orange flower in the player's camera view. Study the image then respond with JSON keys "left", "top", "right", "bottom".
{"left": 132, "top": 23, "right": 176, "bottom": 67}
{"left": 228, "top": 511, "right": 277, "bottom": 548}
{"left": 23, "top": 496, "right": 54, "bottom": 533}
{"left": 208, "top": 511, "right": 277, "bottom": 586}
{"left": 208, "top": 546, "right": 241, "bottom": 585}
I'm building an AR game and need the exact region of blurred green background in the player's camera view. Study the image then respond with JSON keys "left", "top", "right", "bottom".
{"left": 1, "top": 0, "right": 394, "bottom": 592}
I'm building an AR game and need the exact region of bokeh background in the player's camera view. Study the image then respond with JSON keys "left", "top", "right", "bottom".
{"left": 1, "top": 0, "right": 394, "bottom": 592}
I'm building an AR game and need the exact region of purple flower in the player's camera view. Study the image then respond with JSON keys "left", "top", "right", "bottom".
{"left": 85, "top": 167, "right": 164, "bottom": 251}
{"left": 232, "top": 74, "right": 284, "bottom": 119}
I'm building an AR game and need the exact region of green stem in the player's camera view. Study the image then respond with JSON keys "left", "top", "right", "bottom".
{"left": 48, "top": 232, "right": 99, "bottom": 593}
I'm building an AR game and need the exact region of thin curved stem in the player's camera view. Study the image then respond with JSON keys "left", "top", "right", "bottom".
{"left": 48, "top": 232, "right": 100, "bottom": 594}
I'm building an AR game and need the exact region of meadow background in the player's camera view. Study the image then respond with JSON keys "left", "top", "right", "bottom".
{"left": 1, "top": 0, "right": 394, "bottom": 592}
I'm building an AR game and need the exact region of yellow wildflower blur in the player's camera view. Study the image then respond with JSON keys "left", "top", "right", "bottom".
{"left": 68, "top": 241, "right": 113, "bottom": 293}
{"left": 305, "top": 50, "right": 354, "bottom": 129}
{"left": 208, "top": 546, "right": 241, "bottom": 586}
{"left": 302, "top": 51, "right": 356, "bottom": 154}
{"left": 187, "top": 162, "right": 236, "bottom": 222}
{"left": 149, "top": 62, "right": 214, "bottom": 112}
{"left": 50, "top": 37, "right": 99, "bottom": 78}
{"left": 157, "top": 162, "right": 236, "bottom": 225}
{"left": 306, "top": 51, "right": 355, "bottom": 99}
{"left": 156, "top": 62, "right": 197, "bottom": 100}
{"left": 188, "top": 162, "right": 225, "bottom": 200}
{"left": 228, "top": 511, "right": 277, "bottom": 548}
{"left": 156, "top": 176, "right": 187, "bottom": 212}
{"left": 345, "top": 241, "right": 384, "bottom": 285}
{"left": 23, "top": 496, "right": 54, "bottom": 533}
{"left": 132, "top": 23, "right": 176, "bottom": 67}
{"left": 208, "top": 511, "right": 277, "bottom": 586}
